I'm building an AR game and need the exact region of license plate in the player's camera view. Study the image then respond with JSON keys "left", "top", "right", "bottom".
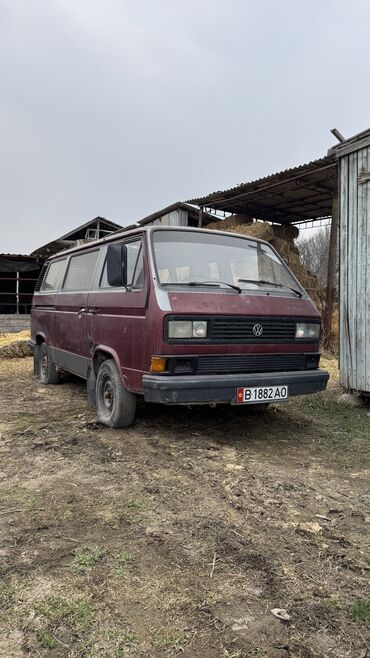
{"left": 236, "top": 385, "right": 288, "bottom": 404}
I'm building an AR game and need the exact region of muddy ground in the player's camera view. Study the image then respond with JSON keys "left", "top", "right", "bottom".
{"left": 0, "top": 357, "right": 369, "bottom": 658}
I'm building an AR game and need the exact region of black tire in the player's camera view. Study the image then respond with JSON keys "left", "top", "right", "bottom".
{"left": 33, "top": 343, "right": 40, "bottom": 376}
{"left": 86, "top": 366, "right": 97, "bottom": 408}
{"left": 96, "top": 359, "right": 136, "bottom": 428}
{"left": 38, "top": 342, "right": 61, "bottom": 384}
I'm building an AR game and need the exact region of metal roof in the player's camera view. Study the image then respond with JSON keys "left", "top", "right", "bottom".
{"left": 31, "top": 216, "right": 123, "bottom": 258}
{"left": 57, "top": 216, "right": 122, "bottom": 241}
{"left": 136, "top": 201, "right": 217, "bottom": 227}
{"left": 0, "top": 253, "right": 39, "bottom": 261}
{"left": 187, "top": 155, "right": 337, "bottom": 224}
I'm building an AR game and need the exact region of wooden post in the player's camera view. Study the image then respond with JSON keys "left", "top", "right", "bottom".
{"left": 16, "top": 271, "right": 20, "bottom": 315}
{"left": 198, "top": 207, "right": 203, "bottom": 227}
{"left": 323, "top": 172, "right": 339, "bottom": 350}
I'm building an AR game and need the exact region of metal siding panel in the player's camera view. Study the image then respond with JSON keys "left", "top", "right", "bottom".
{"left": 339, "top": 156, "right": 350, "bottom": 389}
{"left": 356, "top": 148, "right": 368, "bottom": 391}
{"left": 347, "top": 151, "right": 358, "bottom": 389}
{"left": 366, "top": 147, "right": 370, "bottom": 392}
{"left": 177, "top": 209, "right": 188, "bottom": 226}
{"left": 160, "top": 210, "right": 188, "bottom": 226}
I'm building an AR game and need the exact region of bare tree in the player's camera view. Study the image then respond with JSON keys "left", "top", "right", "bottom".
{"left": 297, "top": 226, "right": 331, "bottom": 284}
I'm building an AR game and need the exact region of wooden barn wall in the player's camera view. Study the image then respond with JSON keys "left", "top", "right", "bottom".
{"left": 339, "top": 146, "right": 370, "bottom": 393}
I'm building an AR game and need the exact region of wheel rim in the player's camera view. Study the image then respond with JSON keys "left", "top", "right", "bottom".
{"left": 41, "top": 352, "right": 48, "bottom": 378}
{"left": 101, "top": 375, "right": 114, "bottom": 413}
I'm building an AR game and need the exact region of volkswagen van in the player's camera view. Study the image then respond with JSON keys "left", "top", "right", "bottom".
{"left": 30, "top": 226, "right": 329, "bottom": 427}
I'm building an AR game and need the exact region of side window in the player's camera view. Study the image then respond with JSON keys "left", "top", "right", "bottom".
{"left": 63, "top": 251, "right": 98, "bottom": 291}
{"left": 40, "top": 259, "right": 67, "bottom": 292}
{"left": 99, "top": 239, "right": 144, "bottom": 290}
{"left": 126, "top": 241, "right": 144, "bottom": 289}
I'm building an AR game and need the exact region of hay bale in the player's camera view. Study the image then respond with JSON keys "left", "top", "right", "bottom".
{"left": 0, "top": 340, "right": 32, "bottom": 360}
{"left": 270, "top": 238, "right": 290, "bottom": 256}
{"left": 242, "top": 222, "right": 274, "bottom": 241}
{"left": 273, "top": 224, "right": 299, "bottom": 241}
{"left": 208, "top": 214, "right": 253, "bottom": 232}
{"left": 209, "top": 218, "right": 274, "bottom": 242}
{"left": 0, "top": 330, "right": 30, "bottom": 348}
{"left": 225, "top": 213, "right": 254, "bottom": 225}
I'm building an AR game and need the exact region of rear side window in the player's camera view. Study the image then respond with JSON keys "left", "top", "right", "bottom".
{"left": 63, "top": 251, "right": 99, "bottom": 291}
{"left": 40, "top": 259, "right": 67, "bottom": 292}
{"left": 100, "top": 239, "right": 144, "bottom": 290}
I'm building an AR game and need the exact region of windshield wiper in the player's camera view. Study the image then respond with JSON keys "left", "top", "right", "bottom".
{"left": 238, "top": 278, "right": 302, "bottom": 298}
{"left": 162, "top": 280, "right": 242, "bottom": 293}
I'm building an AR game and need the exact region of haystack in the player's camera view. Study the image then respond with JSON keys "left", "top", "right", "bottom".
{"left": 208, "top": 217, "right": 274, "bottom": 242}
{"left": 0, "top": 331, "right": 32, "bottom": 360}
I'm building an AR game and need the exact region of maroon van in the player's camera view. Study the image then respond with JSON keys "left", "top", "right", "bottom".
{"left": 30, "top": 226, "right": 329, "bottom": 428}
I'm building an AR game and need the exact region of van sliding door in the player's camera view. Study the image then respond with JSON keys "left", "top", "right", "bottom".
{"left": 53, "top": 250, "right": 99, "bottom": 378}
{"left": 87, "top": 237, "right": 149, "bottom": 392}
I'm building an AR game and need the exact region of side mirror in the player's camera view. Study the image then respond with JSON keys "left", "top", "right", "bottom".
{"left": 106, "top": 243, "right": 127, "bottom": 286}
{"left": 281, "top": 254, "right": 289, "bottom": 265}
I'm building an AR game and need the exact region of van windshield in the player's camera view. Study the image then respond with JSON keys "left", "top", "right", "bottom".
{"left": 152, "top": 229, "right": 304, "bottom": 295}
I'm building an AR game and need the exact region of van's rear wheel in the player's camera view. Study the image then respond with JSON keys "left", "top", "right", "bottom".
{"left": 38, "top": 343, "right": 61, "bottom": 384}
{"left": 96, "top": 359, "right": 136, "bottom": 428}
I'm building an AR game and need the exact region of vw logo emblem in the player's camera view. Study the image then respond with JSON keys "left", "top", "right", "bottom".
{"left": 252, "top": 323, "right": 263, "bottom": 337}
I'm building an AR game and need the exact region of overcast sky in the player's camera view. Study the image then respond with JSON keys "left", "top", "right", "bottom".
{"left": 1, "top": 0, "right": 369, "bottom": 254}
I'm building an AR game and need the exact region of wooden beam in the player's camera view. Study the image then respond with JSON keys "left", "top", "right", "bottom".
{"left": 323, "top": 171, "right": 339, "bottom": 350}
{"left": 198, "top": 207, "right": 203, "bottom": 227}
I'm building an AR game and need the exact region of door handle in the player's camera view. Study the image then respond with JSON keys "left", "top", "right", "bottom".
{"left": 77, "top": 307, "right": 87, "bottom": 319}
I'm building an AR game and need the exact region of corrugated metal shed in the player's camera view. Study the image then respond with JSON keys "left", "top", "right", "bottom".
{"left": 331, "top": 129, "right": 370, "bottom": 394}
{"left": 187, "top": 156, "right": 337, "bottom": 223}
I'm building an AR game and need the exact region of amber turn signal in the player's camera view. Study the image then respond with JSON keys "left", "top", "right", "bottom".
{"left": 150, "top": 356, "right": 167, "bottom": 373}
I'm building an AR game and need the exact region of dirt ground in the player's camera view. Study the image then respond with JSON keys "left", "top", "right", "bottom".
{"left": 0, "top": 355, "right": 369, "bottom": 658}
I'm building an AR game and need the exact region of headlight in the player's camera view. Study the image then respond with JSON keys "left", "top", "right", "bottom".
{"left": 296, "top": 323, "right": 320, "bottom": 339}
{"left": 168, "top": 320, "right": 208, "bottom": 339}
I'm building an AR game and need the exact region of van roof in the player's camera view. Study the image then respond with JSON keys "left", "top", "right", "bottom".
{"left": 46, "top": 225, "right": 271, "bottom": 261}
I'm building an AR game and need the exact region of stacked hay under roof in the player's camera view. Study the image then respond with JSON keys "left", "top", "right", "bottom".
{"left": 207, "top": 216, "right": 324, "bottom": 308}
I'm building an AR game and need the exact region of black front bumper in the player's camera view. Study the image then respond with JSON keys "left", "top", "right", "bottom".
{"left": 143, "top": 369, "right": 329, "bottom": 405}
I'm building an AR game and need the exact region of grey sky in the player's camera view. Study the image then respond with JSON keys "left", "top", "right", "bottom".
{"left": 1, "top": 0, "right": 369, "bottom": 254}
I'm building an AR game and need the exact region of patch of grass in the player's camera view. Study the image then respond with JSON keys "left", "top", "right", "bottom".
{"left": 114, "top": 550, "right": 134, "bottom": 576}
{"left": 291, "top": 395, "right": 370, "bottom": 445}
{"left": 32, "top": 595, "right": 93, "bottom": 649}
{"left": 115, "top": 494, "right": 154, "bottom": 525}
{"left": 79, "top": 626, "right": 137, "bottom": 658}
{"left": 35, "top": 628, "right": 57, "bottom": 649}
{"left": 34, "top": 595, "right": 93, "bottom": 631}
{"left": 0, "top": 486, "right": 42, "bottom": 507}
{"left": 0, "top": 577, "right": 32, "bottom": 619}
{"left": 151, "top": 627, "right": 192, "bottom": 652}
{"left": 71, "top": 545, "right": 104, "bottom": 575}
{"left": 350, "top": 598, "right": 370, "bottom": 626}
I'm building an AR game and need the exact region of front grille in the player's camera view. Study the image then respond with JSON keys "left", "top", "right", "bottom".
{"left": 211, "top": 317, "right": 297, "bottom": 343}
{"left": 197, "top": 353, "right": 306, "bottom": 375}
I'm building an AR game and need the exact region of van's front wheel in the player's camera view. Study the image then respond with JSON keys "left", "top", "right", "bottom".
{"left": 96, "top": 359, "right": 136, "bottom": 428}
{"left": 38, "top": 343, "right": 61, "bottom": 384}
